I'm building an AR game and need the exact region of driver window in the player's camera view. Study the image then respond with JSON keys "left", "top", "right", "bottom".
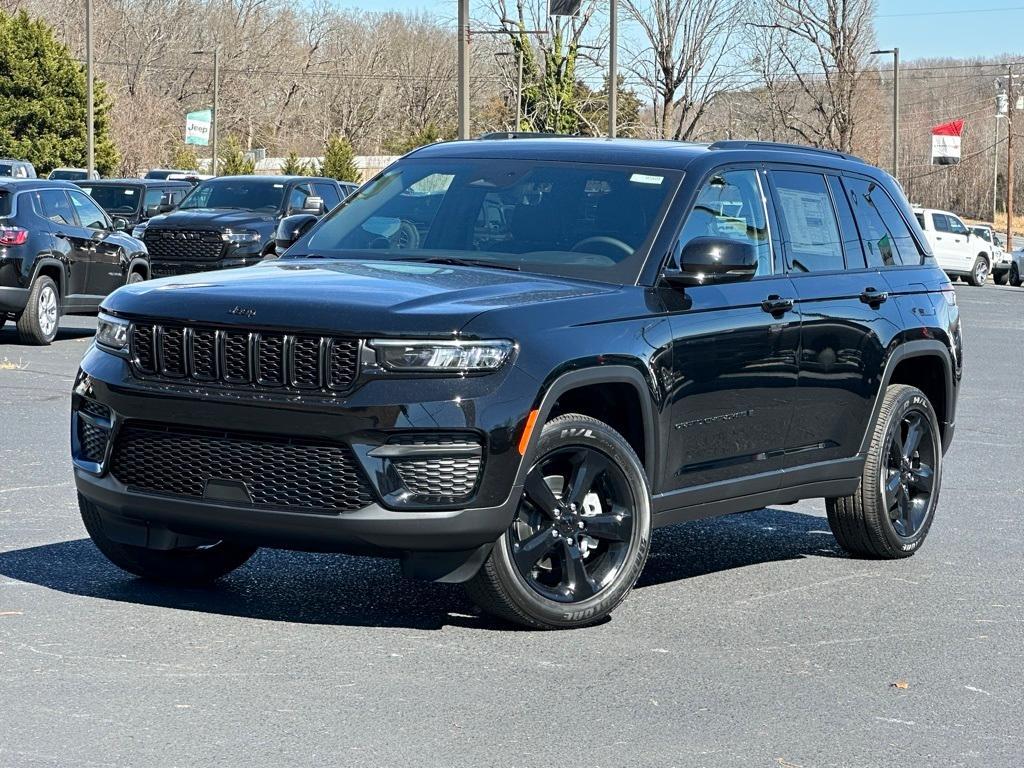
{"left": 68, "top": 191, "right": 108, "bottom": 230}
{"left": 676, "top": 169, "right": 772, "bottom": 276}
{"left": 948, "top": 216, "right": 968, "bottom": 236}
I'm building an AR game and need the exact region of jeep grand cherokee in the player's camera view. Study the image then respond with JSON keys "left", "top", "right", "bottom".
{"left": 71, "top": 138, "right": 961, "bottom": 629}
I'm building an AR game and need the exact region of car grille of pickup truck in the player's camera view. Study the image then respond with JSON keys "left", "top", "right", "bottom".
{"left": 109, "top": 424, "right": 374, "bottom": 514}
{"left": 129, "top": 322, "right": 360, "bottom": 393}
{"left": 143, "top": 228, "right": 225, "bottom": 262}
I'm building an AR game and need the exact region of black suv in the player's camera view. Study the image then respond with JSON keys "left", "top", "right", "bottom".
{"left": 77, "top": 179, "right": 192, "bottom": 231}
{"left": 0, "top": 180, "right": 149, "bottom": 345}
{"left": 72, "top": 139, "right": 961, "bottom": 629}
{"left": 136, "top": 175, "right": 345, "bottom": 278}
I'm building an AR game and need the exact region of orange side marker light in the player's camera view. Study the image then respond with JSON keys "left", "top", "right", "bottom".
{"left": 518, "top": 409, "right": 540, "bottom": 455}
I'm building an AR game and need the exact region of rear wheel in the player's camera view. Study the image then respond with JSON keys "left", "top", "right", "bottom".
{"left": 1011, "top": 262, "right": 1022, "bottom": 287}
{"left": 79, "top": 494, "right": 257, "bottom": 585}
{"left": 16, "top": 276, "right": 59, "bottom": 345}
{"left": 966, "top": 256, "right": 989, "bottom": 286}
{"left": 465, "top": 413, "right": 651, "bottom": 629}
{"left": 826, "top": 385, "right": 941, "bottom": 559}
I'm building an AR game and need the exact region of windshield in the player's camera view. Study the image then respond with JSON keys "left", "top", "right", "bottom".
{"left": 50, "top": 169, "right": 88, "bottom": 180}
{"left": 297, "top": 158, "right": 679, "bottom": 283}
{"left": 179, "top": 178, "right": 287, "bottom": 212}
{"left": 79, "top": 184, "right": 142, "bottom": 215}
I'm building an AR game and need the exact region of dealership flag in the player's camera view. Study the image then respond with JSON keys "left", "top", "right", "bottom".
{"left": 931, "top": 119, "right": 964, "bottom": 165}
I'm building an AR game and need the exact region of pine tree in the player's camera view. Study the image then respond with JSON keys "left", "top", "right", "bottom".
{"left": 219, "top": 135, "right": 255, "bottom": 175}
{"left": 384, "top": 123, "right": 449, "bottom": 155}
{"left": 0, "top": 10, "right": 118, "bottom": 175}
{"left": 319, "top": 135, "right": 360, "bottom": 182}
{"left": 169, "top": 145, "right": 200, "bottom": 171}
{"left": 281, "top": 150, "right": 309, "bottom": 176}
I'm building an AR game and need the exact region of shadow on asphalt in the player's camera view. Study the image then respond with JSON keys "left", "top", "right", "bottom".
{"left": 0, "top": 508, "right": 841, "bottom": 631}
{"left": 0, "top": 324, "right": 95, "bottom": 345}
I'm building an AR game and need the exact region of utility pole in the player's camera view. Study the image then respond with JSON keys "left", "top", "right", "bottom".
{"left": 212, "top": 48, "right": 219, "bottom": 176}
{"left": 458, "top": 0, "right": 470, "bottom": 139}
{"left": 871, "top": 48, "right": 899, "bottom": 181}
{"left": 993, "top": 112, "right": 1001, "bottom": 224}
{"left": 516, "top": 47, "right": 523, "bottom": 129}
{"left": 608, "top": 0, "right": 617, "bottom": 138}
{"left": 85, "top": 0, "right": 94, "bottom": 177}
{"left": 1008, "top": 64, "right": 1015, "bottom": 251}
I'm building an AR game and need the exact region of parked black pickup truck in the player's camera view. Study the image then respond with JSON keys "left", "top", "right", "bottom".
{"left": 77, "top": 179, "right": 192, "bottom": 231}
{"left": 134, "top": 175, "right": 345, "bottom": 277}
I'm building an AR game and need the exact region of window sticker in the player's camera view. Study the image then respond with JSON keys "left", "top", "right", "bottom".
{"left": 630, "top": 173, "right": 664, "bottom": 185}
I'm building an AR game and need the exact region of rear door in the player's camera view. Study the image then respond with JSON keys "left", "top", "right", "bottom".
{"left": 768, "top": 168, "right": 904, "bottom": 468}
{"left": 664, "top": 166, "right": 802, "bottom": 493}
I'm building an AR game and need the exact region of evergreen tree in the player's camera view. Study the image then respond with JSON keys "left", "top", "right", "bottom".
{"left": 219, "top": 135, "right": 255, "bottom": 175}
{"left": 169, "top": 144, "right": 200, "bottom": 171}
{"left": 319, "top": 135, "right": 360, "bottom": 182}
{"left": 0, "top": 10, "right": 118, "bottom": 174}
{"left": 384, "top": 123, "right": 449, "bottom": 155}
{"left": 281, "top": 150, "right": 309, "bottom": 175}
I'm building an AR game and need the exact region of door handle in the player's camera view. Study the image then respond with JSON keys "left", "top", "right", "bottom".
{"left": 860, "top": 287, "right": 889, "bottom": 306}
{"left": 935, "top": 236, "right": 943, "bottom": 240}
{"left": 761, "top": 294, "right": 795, "bottom": 314}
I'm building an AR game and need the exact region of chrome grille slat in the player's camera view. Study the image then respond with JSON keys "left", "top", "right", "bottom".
{"left": 129, "top": 322, "right": 359, "bottom": 394}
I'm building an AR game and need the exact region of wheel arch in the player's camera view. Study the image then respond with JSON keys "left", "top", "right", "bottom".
{"left": 861, "top": 340, "right": 955, "bottom": 455}
{"left": 126, "top": 255, "right": 150, "bottom": 280}
{"left": 30, "top": 257, "right": 67, "bottom": 297}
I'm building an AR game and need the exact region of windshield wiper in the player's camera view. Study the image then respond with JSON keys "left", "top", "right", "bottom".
{"left": 417, "top": 256, "right": 520, "bottom": 272}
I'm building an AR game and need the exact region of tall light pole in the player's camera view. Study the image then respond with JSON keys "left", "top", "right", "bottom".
{"left": 608, "top": 0, "right": 617, "bottom": 138}
{"left": 191, "top": 49, "right": 220, "bottom": 175}
{"left": 85, "top": 0, "right": 94, "bottom": 177}
{"left": 458, "top": 0, "right": 470, "bottom": 139}
{"left": 871, "top": 48, "right": 899, "bottom": 181}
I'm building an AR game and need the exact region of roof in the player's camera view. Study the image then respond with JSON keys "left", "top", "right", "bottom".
{"left": 79, "top": 178, "right": 192, "bottom": 187}
{"left": 204, "top": 175, "right": 324, "bottom": 183}
{"left": 0, "top": 179, "right": 78, "bottom": 192}
{"left": 409, "top": 136, "right": 870, "bottom": 173}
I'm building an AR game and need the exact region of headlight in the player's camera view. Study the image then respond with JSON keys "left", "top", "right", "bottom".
{"left": 95, "top": 313, "right": 130, "bottom": 354}
{"left": 370, "top": 339, "right": 514, "bottom": 372}
{"left": 223, "top": 230, "right": 261, "bottom": 245}
{"left": 131, "top": 222, "right": 148, "bottom": 239}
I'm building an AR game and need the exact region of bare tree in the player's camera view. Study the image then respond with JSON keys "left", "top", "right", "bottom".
{"left": 750, "top": 0, "right": 876, "bottom": 152}
{"left": 622, "top": 0, "right": 744, "bottom": 140}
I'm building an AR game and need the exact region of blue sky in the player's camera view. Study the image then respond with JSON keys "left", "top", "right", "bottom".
{"left": 336, "top": 0, "right": 1023, "bottom": 62}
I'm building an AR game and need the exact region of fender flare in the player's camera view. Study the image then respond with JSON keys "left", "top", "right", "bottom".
{"left": 858, "top": 339, "right": 955, "bottom": 455}
{"left": 514, "top": 364, "right": 659, "bottom": 485}
{"left": 30, "top": 256, "right": 68, "bottom": 296}
{"left": 126, "top": 256, "right": 150, "bottom": 280}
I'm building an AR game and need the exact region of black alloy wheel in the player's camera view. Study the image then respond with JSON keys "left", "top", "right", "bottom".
{"left": 883, "top": 409, "right": 937, "bottom": 539}
{"left": 510, "top": 446, "right": 635, "bottom": 603}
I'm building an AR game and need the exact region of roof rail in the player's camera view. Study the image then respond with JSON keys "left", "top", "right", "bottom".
{"left": 478, "top": 131, "right": 573, "bottom": 140}
{"left": 708, "top": 140, "right": 866, "bottom": 164}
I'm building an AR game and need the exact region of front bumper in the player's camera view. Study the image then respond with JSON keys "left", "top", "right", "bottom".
{"left": 150, "top": 256, "right": 264, "bottom": 277}
{"left": 71, "top": 344, "right": 536, "bottom": 574}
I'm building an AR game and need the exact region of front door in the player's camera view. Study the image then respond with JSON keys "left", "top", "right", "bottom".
{"left": 34, "top": 189, "right": 92, "bottom": 301}
{"left": 69, "top": 190, "right": 124, "bottom": 297}
{"left": 662, "top": 168, "right": 801, "bottom": 494}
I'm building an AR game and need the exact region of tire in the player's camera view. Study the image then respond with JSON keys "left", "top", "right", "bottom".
{"left": 465, "top": 413, "right": 652, "bottom": 629}
{"left": 826, "top": 384, "right": 942, "bottom": 559}
{"left": 79, "top": 494, "right": 257, "bottom": 585}
{"left": 127, "top": 270, "right": 146, "bottom": 285}
{"left": 16, "top": 275, "right": 60, "bottom": 345}
{"left": 994, "top": 269, "right": 1008, "bottom": 286}
{"left": 966, "top": 255, "right": 989, "bottom": 286}
{"left": 0, "top": 312, "right": 8, "bottom": 330}
{"left": 1011, "top": 263, "right": 1022, "bottom": 287}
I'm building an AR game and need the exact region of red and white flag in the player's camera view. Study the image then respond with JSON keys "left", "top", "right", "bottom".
{"left": 932, "top": 119, "right": 964, "bottom": 165}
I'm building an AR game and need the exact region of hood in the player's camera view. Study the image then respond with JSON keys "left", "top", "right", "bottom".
{"left": 103, "top": 259, "right": 616, "bottom": 336}
{"left": 146, "top": 208, "right": 278, "bottom": 231}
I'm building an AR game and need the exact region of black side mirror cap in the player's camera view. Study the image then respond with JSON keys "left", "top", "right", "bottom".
{"left": 275, "top": 213, "right": 319, "bottom": 253}
{"left": 662, "top": 236, "right": 759, "bottom": 287}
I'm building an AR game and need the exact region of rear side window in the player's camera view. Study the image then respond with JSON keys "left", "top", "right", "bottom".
{"left": 35, "top": 190, "right": 76, "bottom": 226}
{"left": 0, "top": 191, "right": 11, "bottom": 216}
{"left": 843, "top": 177, "right": 922, "bottom": 267}
{"left": 771, "top": 171, "right": 845, "bottom": 272}
{"left": 932, "top": 213, "right": 951, "bottom": 233}
{"left": 676, "top": 169, "right": 773, "bottom": 276}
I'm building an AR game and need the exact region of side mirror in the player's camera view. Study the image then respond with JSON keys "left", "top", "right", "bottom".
{"left": 144, "top": 204, "right": 161, "bottom": 218}
{"left": 662, "top": 236, "right": 758, "bottom": 287}
{"left": 295, "top": 196, "right": 325, "bottom": 215}
{"left": 111, "top": 217, "right": 129, "bottom": 232}
{"left": 275, "top": 213, "right": 319, "bottom": 254}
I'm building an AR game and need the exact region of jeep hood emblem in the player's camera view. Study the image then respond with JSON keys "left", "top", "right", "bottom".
{"left": 228, "top": 306, "right": 257, "bottom": 318}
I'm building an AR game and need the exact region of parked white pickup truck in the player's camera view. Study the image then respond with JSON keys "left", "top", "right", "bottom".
{"left": 913, "top": 207, "right": 991, "bottom": 285}
{"left": 971, "top": 225, "right": 1011, "bottom": 284}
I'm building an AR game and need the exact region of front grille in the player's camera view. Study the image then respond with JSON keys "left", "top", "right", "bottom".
{"left": 110, "top": 425, "right": 374, "bottom": 514}
{"left": 130, "top": 322, "right": 360, "bottom": 394}
{"left": 151, "top": 262, "right": 219, "bottom": 278}
{"left": 144, "top": 229, "right": 225, "bottom": 262}
{"left": 389, "top": 434, "right": 482, "bottom": 503}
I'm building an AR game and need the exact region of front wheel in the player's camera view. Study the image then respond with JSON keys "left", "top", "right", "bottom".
{"left": 994, "top": 269, "right": 1008, "bottom": 286}
{"left": 465, "top": 413, "right": 652, "bottom": 629}
{"left": 1011, "top": 262, "right": 1022, "bottom": 287}
{"left": 79, "top": 494, "right": 257, "bottom": 585}
{"left": 826, "top": 384, "right": 942, "bottom": 559}
{"left": 966, "top": 256, "right": 990, "bottom": 286}
{"left": 127, "top": 270, "right": 146, "bottom": 285}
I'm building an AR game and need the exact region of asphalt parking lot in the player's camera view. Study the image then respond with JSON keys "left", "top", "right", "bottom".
{"left": 1, "top": 286, "right": 1022, "bottom": 768}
